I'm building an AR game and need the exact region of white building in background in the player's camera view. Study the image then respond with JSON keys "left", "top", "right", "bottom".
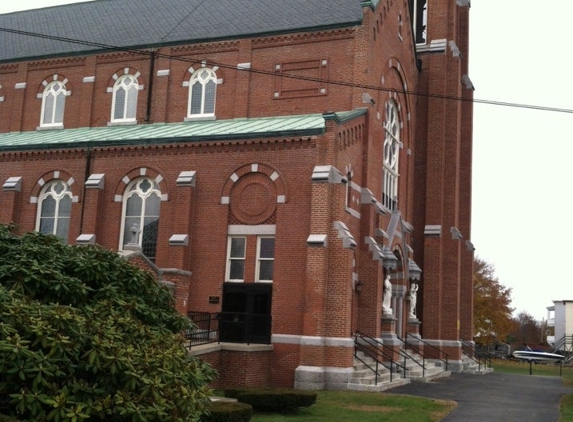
{"left": 546, "top": 301, "right": 573, "bottom": 348}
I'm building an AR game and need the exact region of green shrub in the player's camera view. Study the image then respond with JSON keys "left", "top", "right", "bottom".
{"left": 201, "top": 401, "right": 252, "bottom": 422}
{"left": 226, "top": 388, "right": 317, "bottom": 413}
{"left": 0, "top": 415, "right": 23, "bottom": 422}
{"left": 0, "top": 225, "right": 216, "bottom": 422}
{"left": 224, "top": 389, "right": 247, "bottom": 399}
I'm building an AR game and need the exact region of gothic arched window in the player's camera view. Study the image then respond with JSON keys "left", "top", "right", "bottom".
{"left": 383, "top": 99, "right": 401, "bottom": 210}
{"left": 36, "top": 179, "right": 73, "bottom": 242}
{"left": 41, "top": 81, "right": 67, "bottom": 127}
{"left": 120, "top": 177, "right": 162, "bottom": 261}
{"left": 188, "top": 67, "right": 217, "bottom": 118}
{"left": 111, "top": 74, "right": 139, "bottom": 122}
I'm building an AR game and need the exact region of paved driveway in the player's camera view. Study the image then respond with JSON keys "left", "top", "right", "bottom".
{"left": 387, "top": 372, "right": 573, "bottom": 422}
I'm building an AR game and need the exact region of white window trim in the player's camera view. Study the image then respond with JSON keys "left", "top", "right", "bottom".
{"left": 226, "top": 236, "right": 246, "bottom": 282}
{"left": 383, "top": 99, "right": 401, "bottom": 210}
{"left": 255, "top": 236, "right": 275, "bottom": 283}
{"left": 35, "top": 179, "right": 73, "bottom": 241}
{"left": 110, "top": 74, "right": 141, "bottom": 123}
{"left": 186, "top": 67, "right": 217, "bottom": 119}
{"left": 40, "top": 81, "right": 68, "bottom": 128}
{"left": 118, "top": 177, "right": 162, "bottom": 252}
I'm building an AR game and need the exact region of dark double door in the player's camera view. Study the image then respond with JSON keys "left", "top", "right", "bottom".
{"left": 220, "top": 282, "right": 272, "bottom": 344}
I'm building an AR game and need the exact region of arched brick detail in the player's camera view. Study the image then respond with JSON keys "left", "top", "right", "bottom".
{"left": 182, "top": 61, "right": 224, "bottom": 85}
{"left": 112, "top": 167, "right": 166, "bottom": 199}
{"left": 220, "top": 163, "right": 287, "bottom": 202}
{"left": 382, "top": 57, "right": 413, "bottom": 136}
{"left": 106, "top": 67, "right": 143, "bottom": 90}
{"left": 36, "top": 74, "right": 72, "bottom": 96}
{"left": 29, "top": 169, "right": 79, "bottom": 199}
{"left": 230, "top": 172, "right": 277, "bottom": 225}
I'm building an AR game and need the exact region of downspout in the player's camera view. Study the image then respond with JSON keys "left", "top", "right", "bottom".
{"left": 145, "top": 49, "right": 156, "bottom": 123}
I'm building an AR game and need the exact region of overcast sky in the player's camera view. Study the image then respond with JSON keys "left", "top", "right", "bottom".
{"left": 1, "top": 1, "right": 570, "bottom": 320}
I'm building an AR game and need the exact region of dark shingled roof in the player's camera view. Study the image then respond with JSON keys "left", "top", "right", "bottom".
{"left": 0, "top": 0, "right": 364, "bottom": 63}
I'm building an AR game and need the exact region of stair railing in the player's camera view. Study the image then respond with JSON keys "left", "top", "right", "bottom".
{"left": 461, "top": 339, "right": 492, "bottom": 371}
{"left": 406, "top": 333, "right": 449, "bottom": 371}
{"left": 396, "top": 343, "right": 426, "bottom": 378}
{"left": 354, "top": 331, "right": 407, "bottom": 384}
{"left": 550, "top": 335, "right": 573, "bottom": 363}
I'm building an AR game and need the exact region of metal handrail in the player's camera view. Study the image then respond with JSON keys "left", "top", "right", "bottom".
{"left": 354, "top": 331, "right": 407, "bottom": 384}
{"left": 461, "top": 339, "right": 492, "bottom": 371}
{"left": 186, "top": 312, "right": 219, "bottom": 348}
{"left": 397, "top": 346, "right": 426, "bottom": 378}
{"left": 406, "top": 333, "right": 449, "bottom": 371}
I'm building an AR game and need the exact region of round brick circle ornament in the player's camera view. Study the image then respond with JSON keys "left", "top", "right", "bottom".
{"left": 230, "top": 175, "right": 276, "bottom": 224}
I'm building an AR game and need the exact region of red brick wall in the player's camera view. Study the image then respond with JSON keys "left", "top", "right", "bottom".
{"left": 0, "top": 0, "right": 473, "bottom": 385}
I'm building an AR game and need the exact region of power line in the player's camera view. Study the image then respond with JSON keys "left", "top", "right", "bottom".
{"left": 1, "top": 26, "right": 573, "bottom": 115}
{"left": 160, "top": 0, "right": 208, "bottom": 42}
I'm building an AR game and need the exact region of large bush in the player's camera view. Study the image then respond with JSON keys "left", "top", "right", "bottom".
{"left": 0, "top": 225, "right": 216, "bottom": 421}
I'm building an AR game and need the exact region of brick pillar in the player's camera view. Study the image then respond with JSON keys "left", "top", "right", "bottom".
{"left": 10, "top": 64, "right": 28, "bottom": 132}
{"left": 78, "top": 173, "right": 105, "bottom": 244}
{"left": 161, "top": 269, "right": 192, "bottom": 315}
{"left": 296, "top": 164, "right": 355, "bottom": 390}
{"left": 234, "top": 40, "right": 253, "bottom": 118}
{"left": 164, "top": 171, "right": 196, "bottom": 271}
{"left": 458, "top": 2, "right": 475, "bottom": 343}
{"left": 79, "top": 56, "right": 96, "bottom": 128}
{"left": 0, "top": 177, "right": 22, "bottom": 225}
{"left": 150, "top": 48, "right": 171, "bottom": 123}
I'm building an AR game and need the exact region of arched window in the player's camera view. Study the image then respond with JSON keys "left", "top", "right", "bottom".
{"left": 120, "top": 177, "right": 161, "bottom": 261}
{"left": 383, "top": 99, "right": 400, "bottom": 210}
{"left": 188, "top": 67, "right": 217, "bottom": 118}
{"left": 36, "top": 179, "right": 72, "bottom": 242}
{"left": 111, "top": 74, "right": 139, "bottom": 122}
{"left": 41, "top": 81, "right": 67, "bottom": 127}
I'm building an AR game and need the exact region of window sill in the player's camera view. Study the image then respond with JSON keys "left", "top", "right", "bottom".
{"left": 184, "top": 115, "right": 216, "bottom": 122}
{"left": 36, "top": 125, "right": 64, "bottom": 131}
{"left": 107, "top": 120, "right": 137, "bottom": 126}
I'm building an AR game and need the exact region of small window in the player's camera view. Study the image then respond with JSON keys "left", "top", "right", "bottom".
{"left": 256, "top": 237, "right": 275, "bottom": 282}
{"left": 187, "top": 68, "right": 217, "bottom": 118}
{"left": 36, "top": 179, "right": 72, "bottom": 242}
{"left": 120, "top": 177, "right": 161, "bottom": 261}
{"left": 41, "top": 81, "right": 66, "bottom": 127}
{"left": 383, "top": 99, "right": 400, "bottom": 210}
{"left": 409, "top": 0, "right": 428, "bottom": 44}
{"left": 227, "top": 237, "right": 246, "bottom": 282}
{"left": 112, "top": 74, "right": 139, "bottom": 122}
{"left": 345, "top": 171, "right": 352, "bottom": 208}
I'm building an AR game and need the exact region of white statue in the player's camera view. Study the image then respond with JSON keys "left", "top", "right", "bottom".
{"left": 382, "top": 275, "right": 392, "bottom": 315}
{"left": 408, "top": 282, "right": 418, "bottom": 319}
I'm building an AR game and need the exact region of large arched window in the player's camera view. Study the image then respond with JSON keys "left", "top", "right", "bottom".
{"left": 111, "top": 74, "right": 139, "bottom": 122}
{"left": 41, "top": 81, "right": 67, "bottom": 127}
{"left": 188, "top": 67, "right": 217, "bottom": 118}
{"left": 120, "top": 177, "right": 162, "bottom": 261}
{"left": 383, "top": 99, "right": 401, "bottom": 210}
{"left": 36, "top": 179, "right": 72, "bottom": 242}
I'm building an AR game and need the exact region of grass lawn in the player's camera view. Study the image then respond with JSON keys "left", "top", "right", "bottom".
{"left": 491, "top": 358, "right": 573, "bottom": 422}
{"left": 215, "top": 359, "right": 573, "bottom": 422}
{"left": 249, "top": 390, "right": 455, "bottom": 422}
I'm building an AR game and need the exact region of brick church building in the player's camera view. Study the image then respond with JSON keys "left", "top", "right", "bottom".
{"left": 0, "top": 0, "right": 474, "bottom": 389}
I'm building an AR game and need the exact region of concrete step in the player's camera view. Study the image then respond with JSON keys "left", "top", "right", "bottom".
{"left": 347, "top": 376, "right": 410, "bottom": 392}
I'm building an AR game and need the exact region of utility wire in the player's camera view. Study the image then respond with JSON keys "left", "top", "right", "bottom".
{"left": 1, "top": 26, "right": 573, "bottom": 114}
{"left": 160, "top": 0, "right": 208, "bottom": 42}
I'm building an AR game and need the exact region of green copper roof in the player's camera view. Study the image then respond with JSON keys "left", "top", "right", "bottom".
{"left": 0, "top": 110, "right": 366, "bottom": 152}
